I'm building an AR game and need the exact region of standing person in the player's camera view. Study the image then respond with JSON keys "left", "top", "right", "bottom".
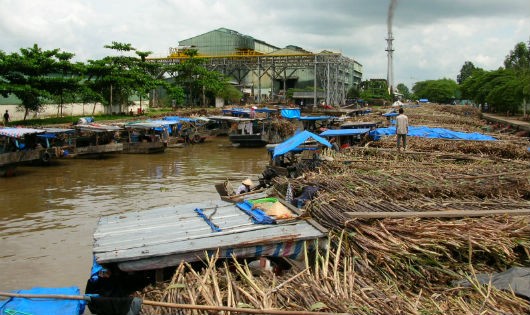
{"left": 235, "top": 178, "right": 253, "bottom": 195}
{"left": 249, "top": 106, "right": 257, "bottom": 119}
{"left": 3, "top": 110, "right": 9, "bottom": 126}
{"left": 395, "top": 107, "right": 409, "bottom": 153}
{"left": 330, "top": 137, "right": 340, "bottom": 151}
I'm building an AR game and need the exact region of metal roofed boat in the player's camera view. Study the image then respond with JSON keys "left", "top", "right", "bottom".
{"left": 92, "top": 200, "right": 327, "bottom": 272}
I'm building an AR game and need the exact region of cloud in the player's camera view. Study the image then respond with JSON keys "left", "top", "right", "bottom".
{"left": 1, "top": 0, "right": 529, "bottom": 89}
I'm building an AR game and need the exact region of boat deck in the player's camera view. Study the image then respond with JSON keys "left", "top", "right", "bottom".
{"left": 93, "top": 200, "right": 327, "bottom": 272}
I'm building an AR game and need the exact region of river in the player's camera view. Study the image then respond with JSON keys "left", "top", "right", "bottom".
{"left": 0, "top": 137, "right": 269, "bottom": 292}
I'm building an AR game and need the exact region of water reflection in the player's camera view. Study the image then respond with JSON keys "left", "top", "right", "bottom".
{"left": 0, "top": 137, "right": 269, "bottom": 290}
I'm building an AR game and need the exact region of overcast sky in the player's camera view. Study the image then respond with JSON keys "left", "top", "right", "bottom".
{"left": 1, "top": 0, "right": 529, "bottom": 88}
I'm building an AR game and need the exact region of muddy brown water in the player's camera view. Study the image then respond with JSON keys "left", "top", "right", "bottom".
{"left": 0, "top": 137, "right": 269, "bottom": 292}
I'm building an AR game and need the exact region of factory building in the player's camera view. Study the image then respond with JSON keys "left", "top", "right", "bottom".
{"left": 159, "top": 28, "right": 363, "bottom": 106}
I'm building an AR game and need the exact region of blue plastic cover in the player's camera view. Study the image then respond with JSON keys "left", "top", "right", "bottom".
{"left": 382, "top": 112, "right": 399, "bottom": 117}
{"left": 273, "top": 130, "right": 331, "bottom": 157}
{"left": 320, "top": 128, "right": 371, "bottom": 137}
{"left": 369, "top": 126, "right": 497, "bottom": 141}
{"left": 280, "top": 108, "right": 301, "bottom": 119}
{"left": 236, "top": 201, "right": 275, "bottom": 224}
{"left": 0, "top": 287, "right": 86, "bottom": 315}
{"left": 163, "top": 116, "right": 197, "bottom": 122}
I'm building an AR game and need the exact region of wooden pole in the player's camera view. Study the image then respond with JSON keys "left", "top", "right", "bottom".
{"left": 344, "top": 209, "right": 530, "bottom": 219}
{"left": 0, "top": 291, "right": 349, "bottom": 315}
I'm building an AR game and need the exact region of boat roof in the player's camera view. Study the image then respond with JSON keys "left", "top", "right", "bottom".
{"left": 273, "top": 130, "right": 331, "bottom": 157}
{"left": 299, "top": 115, "right": 333, "bottom": 121}
{"left": 93, "top": 200, "right": 327, "bottom": 271}
{"left": 207, "top": 115, "right": 258, "bottom": 122}
{"left": 76, "top": 124, "right": 121, "bottom": 132}
{"left": 0, "top": 127, "right": 45, "bottom": 138}
{"left": 320, "top": 128, "right": 371, "bottom": 137}
{"left": 125, "top": 121, "right": 169, "bottom": 129}
{"left": 340, "top": 121, "right": 378, "bottom": 128}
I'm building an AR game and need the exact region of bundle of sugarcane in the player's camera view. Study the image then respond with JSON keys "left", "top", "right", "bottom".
{"left": 269, "top": 118, "right": 298, "bottom": 138}
{"left": 366, "top": 136, "right": 530, "bottom": 160}
{"left": 136, "top": 234, "right": 530, "bottom": 315}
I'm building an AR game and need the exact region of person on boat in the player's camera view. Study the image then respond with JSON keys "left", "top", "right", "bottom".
{"left": 235, "top": 178, "right": 253, "bottom": 195}
{"left": 330, "top": 137, "right": 340, "bottom": 151}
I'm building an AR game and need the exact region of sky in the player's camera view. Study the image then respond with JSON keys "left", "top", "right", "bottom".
{"left": 1, "top": 0, "right": 529, "bottom": 89}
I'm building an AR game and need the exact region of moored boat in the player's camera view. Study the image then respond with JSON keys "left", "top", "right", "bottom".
{"left": 92, "top": 199, "right": 327, "bottom": 282}
{"left": 119, "top": 121, "right": 167, "bottom": 154}
{"left": 0, "top": 127, "right": 50, "bottom": 176}
{"left": 71, "top": 123, "right": 123, "bottom": 158}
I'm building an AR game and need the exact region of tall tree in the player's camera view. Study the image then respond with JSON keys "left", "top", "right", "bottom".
{"left": 457, "top": 61, "right": 478, "bottom": 84}
{"left": 412, "top": 78, "right": 459, "bottom": 104}
{"left": 504, "top": 40, "right": 530, "bottom": 116}
{"left": 396, "top": 83, "right": 411, "bottom": 100}
{"left": 86, "top": 42, "right": 166, "bottom": 113}
{"left": 165, "top": 49, "right": 229, "bottom": 107}
{"left": 0, "top": 44, "right": 81, "bottom": 120}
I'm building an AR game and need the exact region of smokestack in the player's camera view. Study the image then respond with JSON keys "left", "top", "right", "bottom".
{"left": 386, "top": 0, "right": 397, "bottom": 94}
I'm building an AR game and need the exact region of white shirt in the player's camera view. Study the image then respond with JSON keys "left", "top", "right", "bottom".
{"left": 235, "top": 184, "right": 250, "bottom": 195}
{"left": 396, "top": 114, "right": 409, "bottom": 135}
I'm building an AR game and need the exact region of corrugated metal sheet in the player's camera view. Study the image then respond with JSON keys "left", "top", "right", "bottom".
{"left": 93, "top": 200, "right": 327, "bottom": 271}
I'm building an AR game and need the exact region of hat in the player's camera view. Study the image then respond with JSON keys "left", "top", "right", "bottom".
{"left": 242, "top": 178, "right": 253, "bottom": 186}
{"left": 251, "top": 106, "right": 257, "bottom": 109}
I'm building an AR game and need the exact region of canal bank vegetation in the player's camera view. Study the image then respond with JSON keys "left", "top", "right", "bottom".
{"left": 0, "top": 43, "right": 240, "bottom": 121}
{"left": 130, "top": 104, "right": 530, "bottom": 314}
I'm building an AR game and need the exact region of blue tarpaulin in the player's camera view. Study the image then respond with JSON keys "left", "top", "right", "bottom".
{"left": 163, "top": 116, "right": 198, "bottom": 122}
{"left": 273, "top": 130, "right": 331, "bottom": 157}
{"left": 280, "top": 108, "right": 301, "bottom": 119}
{"left": 236, "top": 201, "right": 275, "bottom": 224}
{"left": 320, "top": 128, "right": 371, "bottom": 137}
{"left": 0, "top": 287, "right": 86, "bottom": 315}
{"left": 370, "top": 126, "right": 497, "bottom": 141}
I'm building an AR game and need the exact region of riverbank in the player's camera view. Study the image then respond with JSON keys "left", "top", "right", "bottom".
{"left": 482, "top": 112, "right": 530, "bottom": 132}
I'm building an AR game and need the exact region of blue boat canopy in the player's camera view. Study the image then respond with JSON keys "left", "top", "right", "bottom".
{"left": 370, "top": 126, "right": 497, "bottom": 141}
{"left": 273, "top": 130, "right": 331, "bottom": 157}
{"left": 280, "top": 108, "right": 301, "bottom": 119}
{"left": 320, "top": 128, "right": 371, "bottom": 137}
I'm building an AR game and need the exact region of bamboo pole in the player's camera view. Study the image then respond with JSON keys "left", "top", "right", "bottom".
{"left": 344, "top": 209, "right": 530, "bottom": 219}
{"left": 0, "top": 291, "right": 350, "bottom": 315}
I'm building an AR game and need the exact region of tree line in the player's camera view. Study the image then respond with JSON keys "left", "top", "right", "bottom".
{"left": 352, "top": 39, "right": 530, "bottom": 115}
{"left": 0, "top": 42, "right": 242, "bottom": 121}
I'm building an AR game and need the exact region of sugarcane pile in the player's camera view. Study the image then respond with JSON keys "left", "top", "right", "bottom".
{"left": 136, "top": 105, "right": 530, "bottom": 314}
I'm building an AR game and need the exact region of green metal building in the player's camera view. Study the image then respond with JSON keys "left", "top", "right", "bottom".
{"left": 159, "top": 28, "right": 363, "bottom": 106}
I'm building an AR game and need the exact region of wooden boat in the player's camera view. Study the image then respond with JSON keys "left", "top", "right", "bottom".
{"left": 214, "top": 179, "right": 268, "bottom": 202}
{"left": 162, "top": 116, "right": 209, "bottom": 146}
{"left": 37, "top": 127, "right": 76, "bottom": 161}
{"left": 119, "top": 121, "right": 167, "bottom": 154}
{"left": 228, "top": 118, "right": 285, "bottom": 148}
{"left": 0, "top": 127, "right": 51, "bottom": 176}
{"left": 204, "top": 115, "right": 243, "bottom": 136}
{"left": 70, "top": 124, "right": 123, "bottom": 158}
{"left": 92, "top": 199, "right": 327, "bottom": 281}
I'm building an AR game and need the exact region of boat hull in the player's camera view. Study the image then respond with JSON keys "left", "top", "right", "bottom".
{"left": 122, "top": 142, "right": 165, "bottom": 154}
{"left": 229, "top": 134, "right": 268, "bottom": 147}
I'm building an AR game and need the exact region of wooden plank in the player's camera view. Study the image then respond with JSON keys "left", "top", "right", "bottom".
{"left": 344, "top": 209, "right": 530, "bottom": 219}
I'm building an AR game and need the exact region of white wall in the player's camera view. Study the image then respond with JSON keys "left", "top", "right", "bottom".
{"left": 0, "top": 101, "right": 147, "bottom": 122}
